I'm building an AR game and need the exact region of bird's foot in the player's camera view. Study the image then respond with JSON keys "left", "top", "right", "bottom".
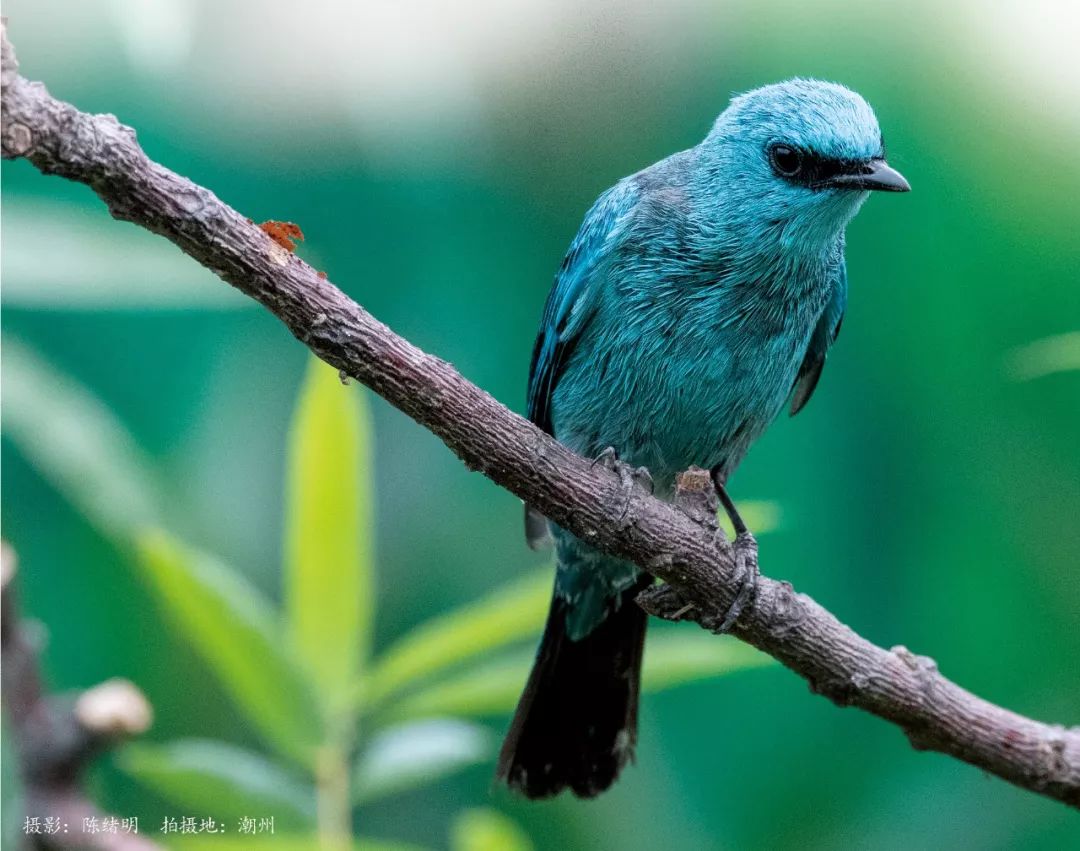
{"left": 706, "top": 468, "right": 759, "bottom": 633}
{"left": 592, "top": 447, "right": 654, "bottom": 522}
{"left": 591, "top": 446, "right": 620, "bottom": 471}
{"left": 708, "top": 528, "right": 759, "bottom": 634}
{"left": 637, "top": 529, "right": 757, "bottom": 632}
{"left": 591, "top": 447, "right": 654, "bottom": 494}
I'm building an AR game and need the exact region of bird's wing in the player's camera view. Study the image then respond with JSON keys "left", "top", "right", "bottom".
{"left": 789, "top": 258, "right": 847, "bottom": 416}
{"left": 524, "top": 178, "right": 641, "bottom": 547}
{"left": 526, "top": 179, "right": 641, "bottom": 434}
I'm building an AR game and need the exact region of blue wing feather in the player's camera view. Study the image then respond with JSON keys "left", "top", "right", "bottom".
{"left": 524, "top": 180, "right": 641, "bottom": 546}
{"left": 789, "top": 259, "right": 847, "bottom": 416}
{"left": 527, "top": 180, "right": 641, "bottom": 434}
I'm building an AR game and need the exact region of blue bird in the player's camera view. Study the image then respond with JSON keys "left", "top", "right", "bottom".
{"left": 497, "top": 79, "right": 909, "bottom": 798}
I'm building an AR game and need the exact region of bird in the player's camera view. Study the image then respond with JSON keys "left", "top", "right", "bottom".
{"left": 496, "top": 79, "right": 910, "bottom": 799}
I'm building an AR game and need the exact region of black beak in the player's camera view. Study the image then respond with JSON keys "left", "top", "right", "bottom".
{"left": 822, "top": 158, "right": 910, "bottom": 193}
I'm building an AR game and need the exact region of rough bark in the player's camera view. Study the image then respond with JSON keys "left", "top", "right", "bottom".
{"left": 2, "top": 543, "right": 160, "bottom": 850}
{"left": 2, "top": 19, "right": 1077, "bottom": 809}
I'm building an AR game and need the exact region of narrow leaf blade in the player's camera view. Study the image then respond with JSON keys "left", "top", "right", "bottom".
{"left": 1005, "top": 331, "right": 1080, "bottom": 380}
{"left": 285, "top": 357, "right": 375, "bottom": 710}
{"left": 1, "top": 337, "right": 162, "bottom": 542}
{"left": 365, "top": 570, "right": 551, "bottom": 707}
{"left": 135, "top": 530, "right": 321, "bottom": 765}
{"left": 354, "top": 719, "right": 494, "bottom": 804}
{"left": 641, "top": 629, "right": 775, "bottom": 692}
{"left": 385, "top": 629, "right": 773, "bottom": 722}
{"left": 120, "top": 739, "right": 315, "bottom": 829}
{"left": 379, "top": 651, "right": 533, "bottom": 723}
{"left": 3, "top": 197, "right": 250, "bottom": 309}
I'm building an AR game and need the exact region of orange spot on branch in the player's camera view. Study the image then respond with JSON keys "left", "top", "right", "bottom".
{"left": 259, "top": 220, "right": 305, "bottom": 252}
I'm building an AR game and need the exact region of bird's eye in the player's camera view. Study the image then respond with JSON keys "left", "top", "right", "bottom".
{"left": 769, "top": 143, "right": 803, "bottom": 177}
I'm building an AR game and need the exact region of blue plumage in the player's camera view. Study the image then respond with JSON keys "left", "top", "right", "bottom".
{"left": 500, "top": 79, "right": 909, "bottom": 799}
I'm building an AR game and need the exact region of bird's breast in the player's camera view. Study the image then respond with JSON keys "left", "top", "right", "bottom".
{"left": 551, "top": 264, "right": 830, "bottom": 485}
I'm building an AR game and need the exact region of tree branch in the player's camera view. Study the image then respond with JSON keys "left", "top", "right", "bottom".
{"left": 3, "top": 19, "right": 1078, "bottom": 809}
{"left": 2, "top": 543, "right": 161, "bottom": 850}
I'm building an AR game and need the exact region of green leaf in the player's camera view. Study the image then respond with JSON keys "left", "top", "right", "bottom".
{"left": 365, "top": 570, "right": 551, "bottom": 708}
{"left": 718, "top": 500, "right": 782, "bottom": 540}
{"left": 379, "top": 650, "right": 533, "bottom": 722}
{"left": 450, "top": 809, "right": 533, "bottom": 851}
{"left": 640, "top": 629, "right": 774, "bottom": 692}
{"left": 285, "top": 356, "right": 376, "bottom": 712}
{"left": 120, "top": 740, "right": 314, "bottom": 829}
{"left": 386, "top": 628, "right": 773, "bottom": 722}
{"left": 354, "top": 719, "right": 494, "bottom": 804}
{"left": 1005, "top": 331, "right": 1080, "bottom": 380}
{"left": 135, "top": 530, "right": 321, "bottom": 765}
{"left": 2, "top": 197, "right": 250, "bottom": 310}
{"left": 1, "top": 338, "right": 162, "bottom": 542}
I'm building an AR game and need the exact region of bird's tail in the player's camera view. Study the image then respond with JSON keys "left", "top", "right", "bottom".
{"left": 495, "top": 576, "right": 652, "bottom": 799}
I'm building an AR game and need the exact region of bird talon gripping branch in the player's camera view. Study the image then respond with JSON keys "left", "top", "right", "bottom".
{"left": 711, "top": 530, "right": 760, "bottom": 634}
{"left": 590, "top": 445, "right": 620, "bottom": 470}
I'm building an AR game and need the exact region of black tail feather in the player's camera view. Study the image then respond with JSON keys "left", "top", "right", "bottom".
{"left": 496, "top": 577, "right": 652, "bottom": 799}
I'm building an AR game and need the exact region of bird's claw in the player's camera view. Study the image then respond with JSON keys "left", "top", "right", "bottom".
{"left": 591, "top": 446, "right": 620, "bottom": 471}
{"left": 591, "top": 447, "right": 653, "bottom": 492}
{"left": 629, "top": 464, "right": 654, "bottom": 494}
{"left": 705, "top": 471, "right": 758, "bottom": 633}
{"left": 639, "top": 529, "right": 758, "bottom": 633}
{"left": 592, "top": 447, "right": 654, "bottom": 519}
{"left": 709, "top": 529, "right": 759, "bottom": 634}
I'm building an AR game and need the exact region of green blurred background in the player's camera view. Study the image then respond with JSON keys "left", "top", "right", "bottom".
{"left": 3, "top": 0, "right": 1079, "bottom": 848}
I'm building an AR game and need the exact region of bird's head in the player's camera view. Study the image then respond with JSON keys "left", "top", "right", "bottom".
{"left": 699, "top": 79, "right": 909, "bottom": 251}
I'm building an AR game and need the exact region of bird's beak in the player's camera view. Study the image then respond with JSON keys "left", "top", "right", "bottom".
{"left": 823, "top": 158, "right": 911, "bottom": 193}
